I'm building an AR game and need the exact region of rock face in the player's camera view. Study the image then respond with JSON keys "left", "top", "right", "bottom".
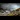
{"left": 16, "top": 8, "right": 19, "bottom": 11}
{"left": 15, "top": 8, "right": 20, "bottom": 15}
{"left": 16, "top": 8, "right": 20, "bottom": 12}
{"left": 10, "top": 8, "right": 20, "bottom": 16}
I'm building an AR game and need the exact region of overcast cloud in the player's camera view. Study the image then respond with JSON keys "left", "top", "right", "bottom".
{"left": 1, "top": 3, "right": 20, "bottom": 11}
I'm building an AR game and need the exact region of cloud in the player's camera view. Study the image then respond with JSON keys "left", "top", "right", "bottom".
{"left": 10, "top": 4, "right": 19, "bottom": 11}
{"left": 1, "top": 3, "right": 20, "bottom": 11}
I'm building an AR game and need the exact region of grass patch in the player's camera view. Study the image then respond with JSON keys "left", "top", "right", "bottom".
{"left": 7, "top": 13, "right": 14, "bottom": 16}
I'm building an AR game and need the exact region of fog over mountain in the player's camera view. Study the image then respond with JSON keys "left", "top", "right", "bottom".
{"left": 1, "top": 3, "right": 20, "bottom": 11}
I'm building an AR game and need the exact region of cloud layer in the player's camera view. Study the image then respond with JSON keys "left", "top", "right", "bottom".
{"left": 1, "top": 3, "right": 20, "bottom": 11}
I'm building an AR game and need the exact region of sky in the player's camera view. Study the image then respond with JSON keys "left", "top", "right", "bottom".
{"left": 1, "top": 3, "right": 20, "bottom": 11}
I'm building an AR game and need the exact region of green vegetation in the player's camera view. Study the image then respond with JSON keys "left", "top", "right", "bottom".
{"left": 7, "top": 13, "right": 14, "bottom": 16}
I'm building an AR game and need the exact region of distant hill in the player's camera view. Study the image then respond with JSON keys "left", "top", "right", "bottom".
{"left": 16, "top": 8, "right": 20, "bottom": 11}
